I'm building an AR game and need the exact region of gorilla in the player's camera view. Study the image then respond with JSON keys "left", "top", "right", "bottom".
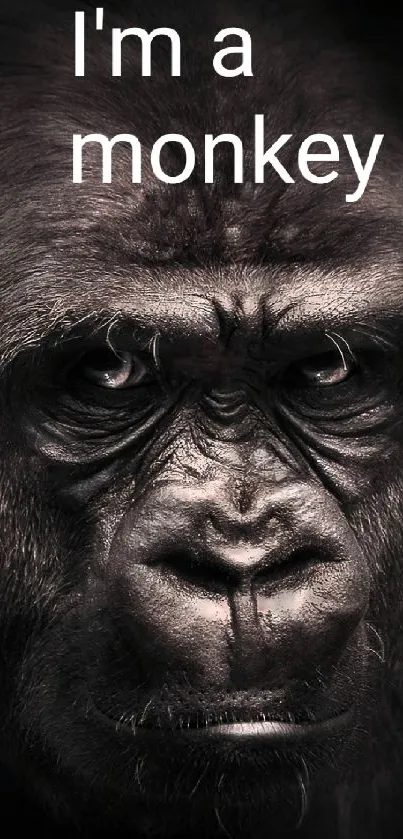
{"left": 1, "top": 1, "right": 403, "bottom": 836}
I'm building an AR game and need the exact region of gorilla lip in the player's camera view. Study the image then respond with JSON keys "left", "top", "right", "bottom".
{"left": 96, "top": 705, "right": 355, "bottom": 746}
{"left": 165, "top": 713, "right": 352, "bottom": 746}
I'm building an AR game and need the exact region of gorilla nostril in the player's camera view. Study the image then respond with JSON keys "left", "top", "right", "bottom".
{"left": 158, "top": 545, "right": 328, "bottom": 593}
{"left": 253, "top": 546, "right": 329, "bottom": 588}
{"left": 159, "top": 548, "right": 236, "bottom": 592}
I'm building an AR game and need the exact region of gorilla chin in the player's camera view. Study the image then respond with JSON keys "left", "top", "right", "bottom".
{"left": 28, "top": 659, "right": 365, "bottom": 838}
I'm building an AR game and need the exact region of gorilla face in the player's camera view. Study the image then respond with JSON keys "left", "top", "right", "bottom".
{"left": 3, "top": 268, "right": 398, "bottom": 836}
{"left": 1, "top": 2, "right": 403, "bottom": 838}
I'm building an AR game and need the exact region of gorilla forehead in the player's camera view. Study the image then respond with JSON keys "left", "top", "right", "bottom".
{"left": 1, "top": 0, "right": 402, "bottom": 268}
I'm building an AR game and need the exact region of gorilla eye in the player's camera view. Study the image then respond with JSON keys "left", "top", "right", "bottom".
{"left": 290, "top": 350, "right": 355, "bottom": 387}
{"left": 79, "top": 349, "right": 148, "bottom": 389}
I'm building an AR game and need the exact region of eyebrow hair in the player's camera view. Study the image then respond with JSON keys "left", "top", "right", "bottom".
{"left": 268, "top": 304, "right": 403, "bottom": 339}
{"left": 1, "top": 300, "right": 402, "bottom": 383}
{"left": 0, "top": 304, "right": 218, "bottom": 372}
{"left": 2, "top": 257, "right": 403, "bottom": 372}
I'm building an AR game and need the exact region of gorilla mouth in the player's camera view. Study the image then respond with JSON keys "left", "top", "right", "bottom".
{"left": 135, "top": 712, "right": 354, "bottom": 745}
{"left": 95, "top": 702, "right": 355, "bottom": 745}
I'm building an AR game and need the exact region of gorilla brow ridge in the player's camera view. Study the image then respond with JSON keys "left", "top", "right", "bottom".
{"left": 0, "top": 302, "right": 402, "bottom": 376}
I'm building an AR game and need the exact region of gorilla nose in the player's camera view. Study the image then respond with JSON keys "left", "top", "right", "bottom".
{"left": 120, "top": 476, "right": 350, "bottom": 590}
{"left": 109, "top": 476, "right": 369, "bottom": 691}
{"left": 145, "top": 479, "right": 294, "bottom": 589}
{"left": 154, "top": 478, "right": 305, "bottom": 589}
